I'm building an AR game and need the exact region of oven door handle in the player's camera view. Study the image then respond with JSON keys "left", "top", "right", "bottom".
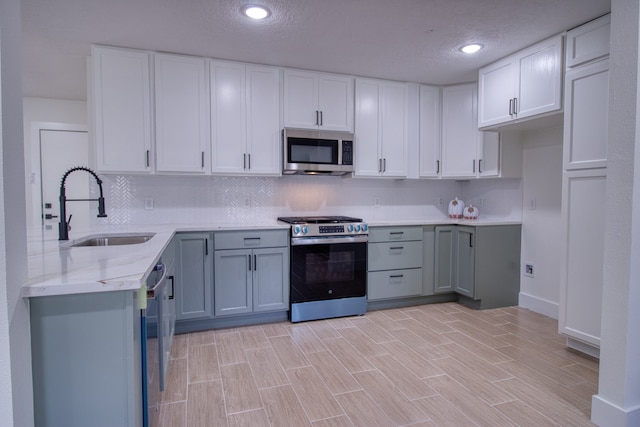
{"left": 291, "top": 236, "right": 369, "bottom": 246}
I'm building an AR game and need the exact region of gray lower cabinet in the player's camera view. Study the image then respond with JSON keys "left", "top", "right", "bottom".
{"left": 174, "top": 232, "right": 213, "bottom": 320}
{"left": 368, "top": 226, "right": 423, "bottom": 301}
{"left": 434, "top": 224, "right": 521, "bottom": 309}
{"left": 214, "top": 230, "right": 289, "bottom": 316}
{"left": 30, "top": 291, "right": 142, "bottom": 427}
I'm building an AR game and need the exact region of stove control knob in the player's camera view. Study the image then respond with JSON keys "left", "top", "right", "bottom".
{"left": 347, "top": 224, "right": 354, "bottom": 232}
{"left": 362, "top": 224, "right": 368, "bottom": 231}
{"left": 355, "top": 224, "right": 361, "bottom": 232}
{"left": 294, "top": 225, "right": 301, "bottom": 235}
{"left": 302, "top": 225, "right": 308, "bottom": 234}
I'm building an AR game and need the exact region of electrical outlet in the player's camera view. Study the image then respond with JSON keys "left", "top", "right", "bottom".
{"left": 438, "top": 197, "right": 444, "bottom": 206}
{"left": 478, "top": 198, "right": 485, "bottom": 207}
{"left": 524, "top": 263, "right": 535, "bottom": 278}
{"left": 529, "top": 198, "right": 537, "bottom": 210}
{"left": 374, "top": 197, "right": 381, "bottom": 207}
{"left": 144, "top": 198, "right": 154, "bottom": 210}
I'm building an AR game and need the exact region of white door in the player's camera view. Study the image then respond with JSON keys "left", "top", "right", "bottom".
{"left": 40, "top": 130, "right": 90, "bottom": 231}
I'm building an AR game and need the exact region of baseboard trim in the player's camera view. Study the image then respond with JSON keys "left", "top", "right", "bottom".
{"left": 592, "top": 394, "right": 640, "bottom": 427}
{"left": 518, "top": 292, "right": 559, "bottom": 319}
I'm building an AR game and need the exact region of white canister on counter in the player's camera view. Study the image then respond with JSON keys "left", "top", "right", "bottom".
{"left": 448, "top": 197, "right": 465, "bottom": 218}
{"left": 463, "top": 205, "right": 479, "bottom": 219}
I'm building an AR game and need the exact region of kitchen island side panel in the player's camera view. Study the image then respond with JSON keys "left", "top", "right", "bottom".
{"left": 30, "top": 291, "right": 141, "bottom": 427}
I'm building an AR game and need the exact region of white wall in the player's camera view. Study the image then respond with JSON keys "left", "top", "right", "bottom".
{"left": 1, "top": 0, "right": 34, "bottom": 424}
{"left": 22, "top": 97, "right": 87, "bottom": 227}
{"left": 518, "top": 125, "right": 564, "bottom": 318}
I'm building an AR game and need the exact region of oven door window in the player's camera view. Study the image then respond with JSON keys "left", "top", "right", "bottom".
{"left": 288, "top": 138, "right": 338, "bottom": 165}
{"left": 290, "top": 242, "right": 367, "bottom": 303}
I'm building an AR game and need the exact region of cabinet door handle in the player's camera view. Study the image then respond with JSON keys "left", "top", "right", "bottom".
{"left": 509, "top": 98, "right": 513, "bottom": 116}
{"left": 146, "top": 150, "right": 150, "bottom": 167}
{"left": 247, "top": 153, "right": 251, "bottom": 170}
{"left": 254, "top": 254, "right": 257, "bottom": 271}
{"left": 378, "top": 158, "right": 382, "bottom": 173}
{"left": 389, "top": 232, "right": 404, "bottom": 235}
{"left": 436, "top": 160, "right": 440, "bottom": 174}
{"left": 201, "top": 152, "right": 205, "bottom": 168}
{"left": 319, "top": 110, "right": 323, "bottom": 126}
{"left": 383, "top": 158, "right": 387, "bottom": 173}
{"left": 478, "top": 159, "right": 483, "bottom": 174}
{"left": 205, "top": 238, "right": 209, "bottom": 256}
{"left": 473, "top": 160, "right": 476, "bottom": 173}
{"left": 389, "top": 246, "right": 404, "bottom": 251}
{"left": 248, "top": 254, "right": 252, "bottom": 271}
{"left": 513, "top": 97, "right": 518, "bottom": 115}
{"left": 469, "top": 233, "right": 473, "bottom": 248}
{"left": 389, "top": 274, "right": 404, "bottom": 279}
{"left": 243, "top": 153, "right": 247, "bottom": 169}
{"left": 168, "top": 276, "right": 174, "bottom": 300}
{"left": 315, "top": 110, "right": 319, "bottom": 126}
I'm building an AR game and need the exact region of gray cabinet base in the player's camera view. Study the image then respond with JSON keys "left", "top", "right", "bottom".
{"left": 366, "top": 293, "right": 458, "bottom": 311}
{"left": 175, "top": 310, "right": 288, "bottom": 334}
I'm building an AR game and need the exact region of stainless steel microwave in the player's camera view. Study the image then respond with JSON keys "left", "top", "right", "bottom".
{"left": 282, "top": 128, "right": 354, "bottom": 175}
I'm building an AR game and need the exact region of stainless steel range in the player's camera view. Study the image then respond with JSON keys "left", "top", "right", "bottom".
{"left": 278, "top": 216, "right": 368, "bottom": 322}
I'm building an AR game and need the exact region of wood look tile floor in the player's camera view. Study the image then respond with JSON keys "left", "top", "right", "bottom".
{"left": 158, "top": 303, "right": 598, "bottom": 426}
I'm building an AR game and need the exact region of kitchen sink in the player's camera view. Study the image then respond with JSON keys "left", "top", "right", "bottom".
{"left": 69, "top": 233, "right": 155, "bottom": 247}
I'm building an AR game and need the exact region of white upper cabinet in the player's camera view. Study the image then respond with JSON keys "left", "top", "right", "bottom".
{"left": 210, "top": 61, "right": 281, "bottom": 175}
{"left": 418, "top": 85, "right": 441, "bottom": 178}
{"left": 354, "top": 78, "right": 408, "bottom": 178}
{"left": 154, "top": 54, "right": 209, "bottom": 173}
{"left": 478, "top": 35, "right": 563, "bottom": 129}
{"left": 284, "top": 69, "right": 354, "bottom": 131}
{"left": 92, "top": 46, "right": 153, "bottom": 173}
{"left": 441, "top": 83, "right": 503, "bottom": 179}
{"left": 566, "top": 14, "right": 611, "bottom": 68}
{"left": 441, "top": 84, "right": 480, "bottom": 178}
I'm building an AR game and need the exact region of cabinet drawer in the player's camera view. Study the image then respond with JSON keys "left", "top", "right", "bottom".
{"left": 368, "top": 241, "right": 423, "bottom": 271}
{"left": 368, "top": 226, "right": 423, "bottom": 243}
{"left": 368, "top": 268, "right": 422, "bottom": 300}
{"left": 215, "top": 230, "right": 288, "bottom": 250}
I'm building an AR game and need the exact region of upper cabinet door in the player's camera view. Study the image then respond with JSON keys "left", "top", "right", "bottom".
{"left": 92, "top": 46, "right": 153, "bottom": 173}
{"left": 418, "top": 85, "right": 441, "bottom": 178}
{"left": 478, "top": 57, "right": 517, "bottom": 128}
{"left": 154, "top": 54, "right": 209, "bottom": 174}
{"left": 379, "top": 81, "right": 408, "bottom": 178}
{"left": 245, "top": 65, "right": 282, "bottom": 175}
{"left": 354, "top": 79, "right": 382, "bottom": 177}
{"left": 284, "top": 69, "right": 354, "bottom": 131}
{"left": 566, "top": 14, "right": 610, "bottom": 69}
{"left": 441, "top": 84, "right": 479, "bottom": 178}
{"left": 317, "top": 74, "right": 354, "bottom": 131}
{"left": 516, "top": 36, "right": 563, "bottom": 120}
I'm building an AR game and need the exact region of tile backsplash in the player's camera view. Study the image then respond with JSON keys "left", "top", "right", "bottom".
{"left": 95, "top": 174, "right": 523, "bottom": 225}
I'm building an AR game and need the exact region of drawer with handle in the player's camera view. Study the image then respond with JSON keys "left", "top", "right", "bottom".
{"left": 368, "top": 241, "right": 423, "bottom": 271}
{"left": 367, "top": 268, "right": 423, "bottom": 300}
{"left": 368, "top": 226, "right": 423, "bottom": 243}
{"left": 214, "top": 230, "right": 288, "bottom": 250}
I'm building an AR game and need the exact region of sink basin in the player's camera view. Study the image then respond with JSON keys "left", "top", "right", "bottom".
{"left": 70, "top": 233, "right": 155, "bottom": 247}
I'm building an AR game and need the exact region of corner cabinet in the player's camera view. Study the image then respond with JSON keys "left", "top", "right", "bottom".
{"left": 441, "top": 83, "right": 501, "bottom": 179}
{"left": 478, "top": 35, "right": 563, "bottom": 129}
{"left": 354, "top": 78, "right": 409, "bottom": 178}
{"left": 174, "top": 233, "right": 213, "bottom": 321}
{"left": 214, "top": 230, "right": 289, "bottom": 316}
{"left": 210, "top": 61, "right": 282, "bottom": 175}
{"left": 434, "top": 225, "right": 521, "bottom": 309}
{"left": 283, "top": 69, "right": 354, "bottom": 131}
{"left": 92, "top": 45, "right": 153, "bottom": 173}
{"left": 154, "top": 54, "right": 209, "bottom": 174}
{"left": 559, "top": 14, "right": 610, "bottom": 356}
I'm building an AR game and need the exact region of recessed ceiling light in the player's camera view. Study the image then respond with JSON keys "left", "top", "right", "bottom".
{"left": 242, "top": 5, "right": 271, "bottom": 20}
{"left": 460, "top": 44, "right": 484, "bottom": 54}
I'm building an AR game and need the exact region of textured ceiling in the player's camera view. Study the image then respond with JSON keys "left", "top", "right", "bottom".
{"left": 21, "top": 0, "right": 611, "bottom": 100}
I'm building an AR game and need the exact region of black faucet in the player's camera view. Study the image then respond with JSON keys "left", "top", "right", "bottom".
{"left": 59, "top": 166, "right": 107, "bottom": 240}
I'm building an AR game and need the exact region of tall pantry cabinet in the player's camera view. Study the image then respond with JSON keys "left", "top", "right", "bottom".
{"left": 558, "top": 14, "right": 610, "bottom": 358}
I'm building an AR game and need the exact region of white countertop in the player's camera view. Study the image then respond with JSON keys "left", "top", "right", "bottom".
{"left": 23, "top": 222, "right": 288, "bottom": 298}
{"left": 23, "top": 217, "right": 520, "bottom": 298}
